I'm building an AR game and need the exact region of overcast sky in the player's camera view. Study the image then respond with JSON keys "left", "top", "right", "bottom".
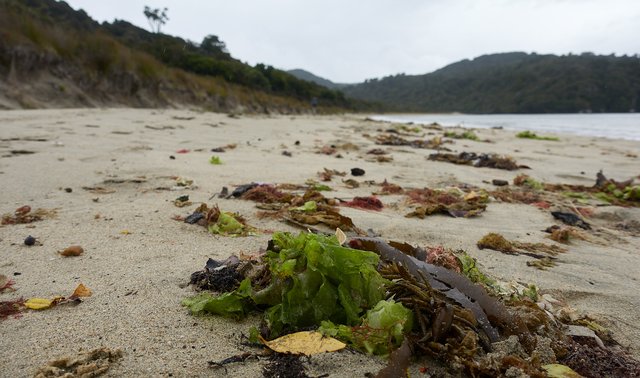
{"left": 64, "top": 0, "right": 640, "bottom": 83}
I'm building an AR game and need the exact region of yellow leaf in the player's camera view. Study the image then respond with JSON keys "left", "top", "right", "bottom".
{"left": 464, "top": 191, "right": 479, "bottom": 201}
{"left": 59, "top": 245, "right": 84, "bottom": 257}
{"left": 543, "top": 364, "right": 583, "bottom": 378}
{"left": 335, "top": 228, "right": 347, "bottom": 245}
{"left": 25, "top": 298, "right": 54, "bottom": 310}
{"left": 71, "top": 283, "right": 92, "bottom": 298}
{"left": 260, "top": 331, "right": 346, "bottom": 356}
{"left": 120, "top": 230, "right": 132, "bottom": 235}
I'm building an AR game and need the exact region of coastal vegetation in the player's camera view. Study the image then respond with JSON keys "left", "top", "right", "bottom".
{"left": 0, "top": 0, "right": 367, "bottom": 111}
{"left": 341, "top": 52, "right": 640, "bottom": 113}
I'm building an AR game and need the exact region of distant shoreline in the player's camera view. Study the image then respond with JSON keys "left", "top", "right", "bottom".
{"left": 368, "top": 113, "right": 640, "bottom": 141}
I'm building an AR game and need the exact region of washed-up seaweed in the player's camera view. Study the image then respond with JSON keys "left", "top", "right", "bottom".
{"left": 1, "top": 205, "right": 57, "bottom": 225}
{"left": 230, "top": 183, "right": 259, "bottom": 198}
{"left": 374, "top": 180, "right": 404, "bottom": 195}
{"left": 545, "top": 225, "right": 589, "bottom": 244}
{"left": 490, "top": 187, "right": 542, "bottom": 204}
{"left": 318, "top": 168, "right": 346, "bottom": 181}
{"left": 428, "top": 152, "right": 525, "bottom": 170}
{"left": 184, "top": 232, "right": 391, "bottom": 339}
{"left": 320, "top": 299, "right": 413, "bottom": 355}
{"left": 190, "top": 256, "right": 245, "bottom": 293}
{"left": 443, "top": 130, "right": 479, "bottom": 141}
{"left": 373, "top": 339, "right": 412, "bottom": 378}
{"left": 345, "top": 238, "right": 578, "bottom": 377}
{"left": 182, "top": 231, "right": 640, "bottom": 377}
{"left": 516, "top": 130, "right": 559, "bottom": 141}
{"left": 404, "top": 188, "right": 488, "bottom": 218}
{"left": 288, "top": 203, "right": 361, "bottom": 233}
{"left": 349, "top": 237, "right": 516, "bottom": 343}
{"left": 342, "top": 197, "right": 383, "bottom": 211}
{"left": 529, "top": 171, "right": 640, "bottom": 207}
{"left": 181, "top": 204, "right": 253, "bottom": 236}
{"left": 34, "top": 348, "right": 123, "bottom": 378}
{"left": 241, "top": 185, "right": 293, "bottom": 204}
{"left": 263, "top": 353, "right": 309, "bottom": 378}
{"left": 1, "top": 298, "right": 25, "bottom": 320}
{"left": 375, "top": 134, "right": 447, "bottom": 150}
{"left": 513, "top": 174, "right": 544, "bottom": 190}
{"left": 0, "top": 274, "right": 16, "bottom": 293}
{"left": 477, "top": 233, "right": 567, "bottom": 268}
{"left": 551, "top": 211, "right": 591, "bottom": 230}
{"left": 236, "top": 184, "right": 362, "bottom": 233}
{"left": 560, "top": 339, "right": 640, "bottom": 377}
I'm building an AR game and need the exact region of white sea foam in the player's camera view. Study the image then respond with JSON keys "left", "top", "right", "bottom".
{"left": 369, "top": 113, "right": 640, "bottom": 141}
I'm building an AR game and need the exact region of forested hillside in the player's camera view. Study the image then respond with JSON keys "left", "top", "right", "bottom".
{"left": 0, "top": 0, "right": 364, "bottom": 111}
{"left": 343, "top": 52, "right": 640, "bottom": 113}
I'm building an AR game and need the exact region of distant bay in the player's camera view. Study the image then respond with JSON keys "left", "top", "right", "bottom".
{"left": 370, "top": 113, "right": 640, "bottom": 141}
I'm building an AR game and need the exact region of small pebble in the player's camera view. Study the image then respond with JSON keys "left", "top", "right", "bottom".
{"left": 64, "top": 187, "right": 73, "bottom": 193}
{"left": 351, "top": 168, "right": 365, "bottom": 176}
{"left": 169, "top": 155, "right": 176, "bottom": 160}
{"left": 24, "top": 235, "right": 36, "bottom": 246}
{"left": 492, "top": 179, "right": 509, "bottom": 186}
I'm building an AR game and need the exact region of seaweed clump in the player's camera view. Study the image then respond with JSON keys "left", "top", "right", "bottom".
{"left": 183, "top": 232, "right": 395, "bottom": 340}
{"left": 405, "top": 188, "right": 488, "bottom": 218}
{"left": 516, "top": 130, "right": 559, "bottom": 141}
{"left": 428, "top": 152, "right": 523, "bottom": 170}
{"left": 235, "top": 184, "right": 362, "bottom": 233}
{"left": 342, "top": 196, "right": 383, "bottom": 211}
{"left": 477, "top": 233, "right": 567, "bottom": 269}
{"left": 444, "top": 130, "right": 479, "bottom": 141}
{"left": 1, "top": 205, "right": 57, "bottom": 225}
{"left": 375, "top": 133, "right": 448, "bottom": 150}
{"left": 180, "top": 203, "right": 253, "bottom": 236}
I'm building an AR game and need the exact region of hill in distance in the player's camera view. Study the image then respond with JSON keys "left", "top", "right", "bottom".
{"left": 0, "top": 0, "right": 367, "bottom": 112}
{"left": 341, "top": 52, "right": 640, "bottom": 113}
{"left": 286, "top": 69, "right": 349, "bottom": 90}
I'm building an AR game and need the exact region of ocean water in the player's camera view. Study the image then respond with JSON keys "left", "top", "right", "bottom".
{"left": 369, "top": 113, "right": 640, "bottom": 141}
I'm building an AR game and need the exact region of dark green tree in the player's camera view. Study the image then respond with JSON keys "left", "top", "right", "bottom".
{"left": 201, "top": 34, "right": 227, "bottom": 55}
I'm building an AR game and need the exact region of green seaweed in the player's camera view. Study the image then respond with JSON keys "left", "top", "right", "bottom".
{"left": 291, "top": 200, "right": 317, "bottom": 212}
{"left": 208, "top": 211, "right": 245, "bottom": 235}
{"left": 182, "top": 278, "right": 253, "bottom": 319}
{"left": 209, "top": 155, "right": 222, "bottom": 165}
{"left": 457, "top": 251, "right": 499, "bottom": 291}
{"left": 514, "top": 174, "right": 544, "bottom": 190}
{"left": 516, "top": 130, "right": 559, "bottom": 141}
{"left": 184, "top": 232, "right": 390, "bottom": 339}
{"left": 319, "top": 299, "right": 413, "bottom": 355}
{"left": 444, "top": 130, "right": 479, "bottom": 141}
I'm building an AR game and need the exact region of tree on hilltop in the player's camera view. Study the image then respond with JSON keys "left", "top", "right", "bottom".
{"left": 143, "top": 6, "right": 168, "bottom": 33}
{"left": 201, "top": 34, "right": 228, "bottom": 55}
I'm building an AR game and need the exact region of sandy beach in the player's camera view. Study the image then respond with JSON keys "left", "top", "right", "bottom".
{"left": 1, "top": 108, "right": 639, "bottom": 377}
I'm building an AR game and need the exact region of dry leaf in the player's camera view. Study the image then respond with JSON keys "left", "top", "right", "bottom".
{"left": 336, "top": 228, "right": 347, "bottom": 245}
{"left": 542, "top": 364, "right": 582, "bottom": 378}
{"left": 464, "top": 191, "right": 479, "bottom": 201}
{"left": 24, "top": 298, "right": 54, "bottom": 310}
{"left": 71, "top": 283, "right": 92, "bottom": 298}
{"left": 260, "top": 331, "right": 346, "bottom": 356}
{"left": 59, "top": 245, "right": 84, "bottom": 257}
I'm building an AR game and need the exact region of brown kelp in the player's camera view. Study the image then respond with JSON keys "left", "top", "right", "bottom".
{"left": 404, "top": 188, "right": 488, "bottom": 218}
{"left": 428, "top": 152, "right": 525, "bottom": 170}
